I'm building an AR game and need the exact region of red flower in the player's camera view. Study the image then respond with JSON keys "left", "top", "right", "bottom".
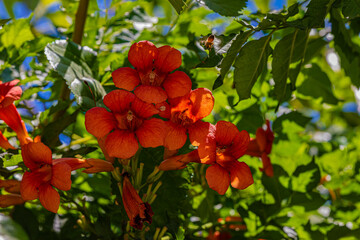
{"left": 122, "top": 174, "right": 154, "bottom": 229}
{"left": 207, "top": 230, "right": 231, "bottom": 240}
{"left": 85, "top": 90, "right": 167, "bottom": 159}
{"left": 164, "top": 88, "right": 214, "bottom": 150}
{"left": 0, "top": 80, "right": 31, "bottom": 146}
{"left": 245, "top": 120, "right": 274, "bottom": 177}
{"left": 112, "top": 41, "right": 192, "bottom": 104}
{"left": 20, "top": 140, "right": 114, "bottom": 213}
{"left": 198, "top": 121, "right": 253, "bottom": 195}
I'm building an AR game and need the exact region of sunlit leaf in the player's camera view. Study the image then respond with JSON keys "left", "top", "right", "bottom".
{"left": 168, "top": 0, "right": 185, "bottom": 14}
{"left": 233, "top": 35, "right": 272, "bottom": 100}
{"left": 203, "top": 0, "right": 247, "bottom": 17}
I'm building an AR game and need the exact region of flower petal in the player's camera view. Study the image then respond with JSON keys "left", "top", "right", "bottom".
{"left": 128, "top": 41, "right": 158, "bottom": 71}
{"left": 197, "top": 133, "right": 217, "bottom": 165}
{"left": 163, "top": 71, "right": 192, "bottom": 99}
{"left": 189, "top": 88, "right": 214, "bottom": 121}
{"left": 134, "top": 85, "right": 167, "bottom": 104}
{"left": 215, "top": 121, "right": 240, "bottom": 146}
{"left": 103, "top": 89, "right": 135, "bottom": 113}
{"left": 0, "top": 104, "right": 30, "bottom": 145}
{"left": 260, "top": 153, "right": 273, "bottom": 177}
{"left": 228, "top": 130, "right": 250, "bottom": 159}
{"left": 155, "top": 45, "right": 182, "bottom": 73}
{"left": 0, "top": 131, "right": 15, "bottom": 150}
{"left": 206, "top": 164, "right": 230, "bottom": 195}
{"left": 155, "top": 102, "right": 170, "bottom": 119}
{"left": 0, "top": 79, "right": 22, "bottom": 108}
{"left": 227, "top": 161, "right": 254, "bottom": 190}
{"left": 112, "top": 67, "right": 140, "bottom": 91}
{"left": 105, "top": 130, "right": 139, "bottom": 159}
{"left": 85, "top": 107, "right": 117, "bottom": 138}
{"left": 20, "top": 172, "right": 39, "bottom": 201}
{"left": 188, "top": 121, "right": 214, "bottom": 147}
{"left": 136, "top": 118, "right": 166, "bottom": 148}
{"left": 164, "top": 122, "right": 187, "bottom": 150}
{"left": 38, "top": 184, "right": 60, "bottom": 213}
{"left": 245, "top": 139, "right": 262, "bottom": 157}
{"left": 51, "top": 163, "right": 72, "bottom": 191}
{"left": 131, "top": 97, "right": 159, "bottom": 119}
{"left": 256, "top": 128, "right": 267, "bottom": 152}
{"left": 21, "top": 142, "right": 52, "bottom": 171}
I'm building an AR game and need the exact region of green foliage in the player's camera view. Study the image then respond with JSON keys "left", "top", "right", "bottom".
{"left": 233, "top": 35, "right": 272, "bottom": 100}
{"left": 45, "top": 40, "right": 106, "bottom": 110}
{"left": 1, "top": 0, "right": 360, "bottom": 239}
{"left": 203, "top": 0, "right": 247, "bottom": 17}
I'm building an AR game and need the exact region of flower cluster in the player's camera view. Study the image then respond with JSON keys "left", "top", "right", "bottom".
{"left": 83, "top": 40, "right": 275, "bottom": 229}
{"left": 0, "top": 80, "right": 114, "bottom": 213}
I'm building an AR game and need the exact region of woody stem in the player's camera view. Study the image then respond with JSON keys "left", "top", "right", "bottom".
{"left": 53, "top": 0, "right": 89, "bottom": 121}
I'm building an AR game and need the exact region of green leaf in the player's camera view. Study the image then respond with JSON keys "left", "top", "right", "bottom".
{"left": 331, "top": 7, "right": 360, "bottom": 87}
{"left": 303, "top": 37, "right": 328, "bottom": 64}
{"left": 1, "top": 17, "right": 34, "bottom": 48}
{"left": 233, "top": 35, "right": 272, "bottom": 100}
{"left": 291, "top": 158, "right": 321, "bottom": 192}
{"left": 236, "top": 103, "right": 264, "bottom": 134}
{"left": 297, "top": 64, "right": 339, "bottom": 105}
{"left": 214, "top": 31, "right": 252, "bottom": 90}
{"left": 45, "top": 40, "right": 106, "bottom": 110}
{"left": 168, "top": 0, "right": 185, "bottom": 14}
{"left": 287, "top": 0, "right": 330, "bottom": 29}
{"left": 273, "top": 111, "right": 311, "bottom": 134}
{"left": 3, "top": 155, "right": 22, "bottom": 168}
{"left": 342, "top": 0, "right": 360, "bottom": 18}
{"left": 0, "top": 215, "right": 29, "bottom": 240}
{"left": 272, "top": 29, "right": 309, "bottom": 101}
{"left": 261, "top": 165, "right": 291, "bottom": 203}
{"left": 203, "top": 0, "right": 247, "bottom": 17}
{"left": 0, "top": 18, "right": 11, "bottom": 26}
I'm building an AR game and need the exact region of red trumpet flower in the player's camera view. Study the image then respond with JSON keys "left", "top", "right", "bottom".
{"left": 0, "top": 80, "right": 31, "bottom": 146}
{"left": 245, "top": 120, "right": 274, "bottom": 177}
{"left": 122, "top": 174, "right": 154, "bottom": 229}
{"left": 85, "top": 90, "right": 167, "bottom": 159}
{"left": 0, "top": 131, "right": 15, "bottom": 150}
{"left": 20, "top": 139, "right": 114, "bottom": 213}
{"left": 164, "top": 88, "right": 214, "bottom": 150}
{"left": 112, "top": 41, "right": 192, "bottom": 104}
{"left": 198, "top": 121, "right": 253, "bottom": 195}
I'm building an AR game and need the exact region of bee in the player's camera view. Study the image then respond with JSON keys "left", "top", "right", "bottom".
{"left": 201, "top": 34, "right": 215, "bottom": 50}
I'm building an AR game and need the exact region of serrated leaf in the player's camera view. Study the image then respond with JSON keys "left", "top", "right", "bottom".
{"left": 233, "top": 35, "right": 272, "bottom": 100}
{"left": 1, "top": 18, "right": 34, "bottom": 48}
{"left": 45, "top": 40, "right": 106, "bottom": 110}
{"left": 203, "top": 0, "right": 247, "bottom": 17}
{"left": 3, "top": 155, "right": 22, "bottom": 167}
{"left": 272, "top": 29, "right": 309, "bottom": 101}
{"left": 168, "top": 0, "right": 185, "bottom": 14}
{"left": 297, "top": 64, "right": 339, "bottom": 105}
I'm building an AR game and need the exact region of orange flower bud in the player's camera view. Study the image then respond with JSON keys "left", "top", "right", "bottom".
{"left": 0, "top": 179, "right": 21, "bottom": 194}
{"left": 0, "top": 194, "right": 25, "bottom": 207}
{"left": 159, "top": 149, "right": 200, "bottom": 171}
{"left": 122, "top": 174, "right": 154, "bottom": 230}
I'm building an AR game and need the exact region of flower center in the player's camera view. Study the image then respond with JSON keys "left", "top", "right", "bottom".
{"left": 172, "top": 109, "right": 193, "bottom": 127}
{"left": 159, "top": 105, "right": 166, "bottom": 112}
{"left": 115, "top": 111, "right": 143, "bottom": 131}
